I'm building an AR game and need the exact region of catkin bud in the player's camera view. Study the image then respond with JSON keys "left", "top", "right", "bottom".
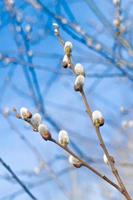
{"left": 95, "top": 43, "right": 102, "bottom": 51}
{"left": 31, "top": 113, "right": 42, "bottom": 130}
{"left": 27, "top": 50, "right": 33, "bottom": 57}
{"left": 20, "top": 107, "right": 32, "bottom": 120}
{"left": 113, "top": 19, "right": 120, "bottom": 27}
{"left": 92, "top": 110, "right": 104, "bottom": 127}
{"left": 74, "top": 63, "right": 85, "bottom": 76}
{"left": 58, "top": 130, "right": 69, "bottom": 147}
{"left": 74, "top": 75, "right": 85, "bottom": 92}
{"left": 54, "top": 29, "right": 59, "bottom": 35}
{"left": 62, "top": 54, "right": 70, "bottom": 68}
{"left": 25, "top": 24, "right": 31, "bottom": 33}
{"left": 68, "top": 155, "right": 82, "bottom": 168}
{"left": 53, "top": 23, "right": 59, "bottom": 35}
{"left": 53, "top": 23, "right": 59, "bottom": 29}
{"left": 38, "top": 123, "right": 51, "bottom": 141}
{"left": 64, "top": 41, "right": 73, "bottom": 56}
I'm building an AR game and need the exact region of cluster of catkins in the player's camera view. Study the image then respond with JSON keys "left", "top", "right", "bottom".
{"left": 63, "top": 44, "right": 106, "bottom": 165}
{"left": 112, "top": 0, "right": 126, "bottom": 34}
{"left": 62, "top": 41, "right": 105, "bottom": 128}
{"left": 52, "top": 26, "right": 106, "bottom": 164}
{"left": 19, "top": 23, "right": 108, "bottom": 168}
{"left": 20, "top": 107, "right": 51, "bottom": 140}
{"left": 19, "top": 106, "right": 106, "bottom": 166}
{"left": 62, "top": 40, "right": 85, "bottom": 92}
{"left": 19, "top": 107, "right": 82, "bottom": 168}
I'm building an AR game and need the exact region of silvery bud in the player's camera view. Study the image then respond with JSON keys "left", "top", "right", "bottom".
{"left": 53, "top": 23, "right": 59, "bottom": 29}
{"left": 95, "top": 43, "right": 102, "bottom": 51}
{"left": 38, "top": 123, "right": 51, "bottom": 141}
{"left": 62, "top": 54, "right": 70, "bottom": 68}
{"left": 92, "top": 110, "right": 104, "bottom": 127}
{"left": 53, "top": 23, "right": 59, "bottom": 35}
{"left": 20, "top": 107, "right": 32, "bottom": 120}
{"left": 74, "top": 63, "right": 85, "bottom": 76}
{"left": 58, "top": 130, "right": 69, "bottom": 147}
{"left": 113, "top": 19, "right": 120, "bottom": 27}
{"left": 31, "top": 113, "right": 42, "bottom": 131}
{"left": 64, "top": 41, "right": 73, "bottom": 56}
{"left": 25, "top": 24, "right": 32, "bottom": 33}
{"left": 74, "top": 75, "right": 85, "bottom": 92}
{"left": 68, "top": 155, "right": 82, "bottom": 168}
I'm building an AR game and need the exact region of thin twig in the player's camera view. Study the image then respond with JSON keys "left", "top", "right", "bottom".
{"left": 55, "top": 29, "right": 132, "bottom": 200}
{"left": 80, "top": 90, "right": 132, "bottom": 200}
{"left": 0, "top": 157, "right": 37, "bottom": 200}
{"left": 50, "top": 138, "right": 121, "bottom": 192}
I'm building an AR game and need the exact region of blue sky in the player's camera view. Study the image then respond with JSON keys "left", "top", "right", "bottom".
{"left": 0, "top": 0, "right": 133, "bottom": 200}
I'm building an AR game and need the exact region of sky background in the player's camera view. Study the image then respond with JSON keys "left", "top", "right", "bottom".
{"left": 0, "top": 0, "right": 133, "bottom": 200}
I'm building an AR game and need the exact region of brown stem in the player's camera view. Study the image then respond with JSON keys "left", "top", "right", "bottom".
{"left": 57, "top": 33, "right": 65, "bottom": 47}
{"left": 50, "top": 138, "right": 121, "bottom": 193}
{"left": 80, "top": 90, "right": 132, "bottom": 200}
{"left": 54, "top": 30, "right": 132, "bottom": 200}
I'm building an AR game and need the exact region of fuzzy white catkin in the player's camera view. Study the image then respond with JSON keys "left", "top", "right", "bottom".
{"left": 74, "top": 63, "right": 85, "bottom": 76}
{"left": 27, "top": 50, "right": 33, "bottom": 57}
{"left": 38, "top": 123, "right": 48, "bottom": 136}
{"left": 20, "top": 107, "right": 28, "bottom": 119}
{"left": 54, "top": 29, "right": 58, "bottom": 34}
{"left": 113, "top": 19, "right": 120, "bottom": 27}
{"left": 58, "top": 130, "right": 69, "bottom": 146}
{"left": 53, "top": 23, "right": 59, "bottom": 29}
{"left": 63, "top": 54, "right": 68, "bottom": 63}
{"left": 103, "top": 154, "right": 108, "bottom": 165}
{"left": 92, "top": 110, "right": 103, "bottom": 120}
{"left": 92, "top": 110, "right": 104, "bottom": 127}
{"left": 64, "top": 41, "right": 73, "bottom": 50}
{"left": 25, "top": 24, "right": 31, "bottom": 33}
{"left": 62, "top": 54, "right": 70, "bottom": 68}
{"left": 68, "top": 155, "right": 79, "bottom": 165}
{"left": 31, "top": 113, "right": 42, "bottom": 129}
{"left": 74, "top": 75, "right": 85, "bottom": 88}
{"left": 53, "top": 23, "right": 59, "bottom": 35}
{"left": 95, "top": 43, "right": 102, "bottom": 51}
